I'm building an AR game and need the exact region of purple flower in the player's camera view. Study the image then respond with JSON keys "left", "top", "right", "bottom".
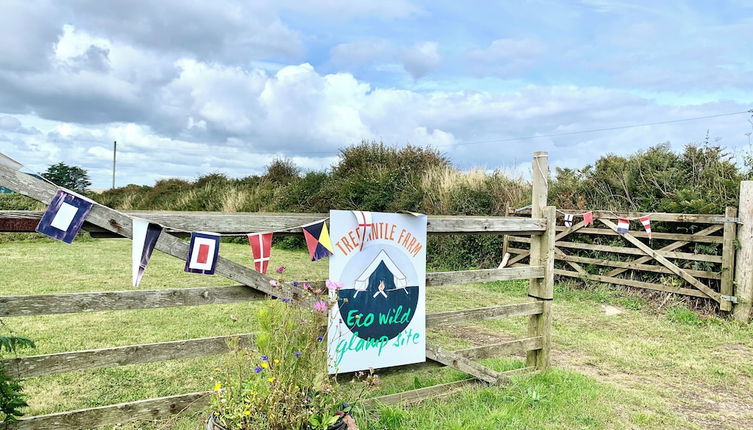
{"left": 294, "top": 352, "right": 302, "bottom": 358}
{"left": 292, "top": 281, "right": 299, "bottom": 287}
{"left": 316, "top": 336, "right": 323, "bottom": 342}
{"left": 254, "top": 366, "right": 263, "bottom": 373}
{"left": 326, "top": 280, "right": 344, "bottom": 291}
{"left": 261, "top": 355, "right": 269, "bottom": 361}
{"left": 281, "top": 298, "right": 292, "bottom": 303}
{"left": 275, "top": 266, "right": 286, "bottom": 273}
{"left": 313, "top": 300, "right": 328, "bottom": 313}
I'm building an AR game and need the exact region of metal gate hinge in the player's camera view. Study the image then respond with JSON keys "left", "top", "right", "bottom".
{"left": 721, "top": 295, "right": 738, "bottom": 303}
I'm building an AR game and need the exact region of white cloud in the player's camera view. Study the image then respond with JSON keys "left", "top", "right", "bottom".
{"left": 400, "top": 42, "right": 441, "bottom": 79}
{"left": 467, "top": 38, "right": 547, "bottom": 77}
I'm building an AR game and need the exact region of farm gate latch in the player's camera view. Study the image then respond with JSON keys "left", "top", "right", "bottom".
{"left": 721, "top": 295, "right": 738, "bottom": 304}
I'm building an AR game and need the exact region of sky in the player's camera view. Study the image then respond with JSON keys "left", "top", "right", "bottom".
{"left": 0, "top": 0, "right": 752, "bottom": 189}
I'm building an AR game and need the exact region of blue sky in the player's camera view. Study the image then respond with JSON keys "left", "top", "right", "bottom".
{"left": 0, "top": 0, "right": 751, "bottom": 188}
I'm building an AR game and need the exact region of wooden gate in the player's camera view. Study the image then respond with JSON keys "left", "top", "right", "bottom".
{"left": 0, "top": 152, "right": 556, "bottom": 429}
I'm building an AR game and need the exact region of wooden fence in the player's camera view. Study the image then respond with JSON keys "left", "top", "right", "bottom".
{"left": 502, "top": 201, "right": 753, "bottom": 318}
{"left": 0, "top": 152, "right": 556, "bottom": 429}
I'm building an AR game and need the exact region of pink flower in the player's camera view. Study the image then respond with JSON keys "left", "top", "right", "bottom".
{"left": 326, "top": 280, "right": 344, "bottom": 291}
{"left": 302, "top": 282, "right": 311, "bottom": 290}
{"left": 275, "top": 266, "right": 286, "bottom": 273}
{"left": 313, "top": 300, "right": 328, "bottom": 312}
{"left": 269, "top": 280, "right": 279, "bottom": 287}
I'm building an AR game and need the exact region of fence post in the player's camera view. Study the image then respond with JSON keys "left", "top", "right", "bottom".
{"left": 720, "top": 206, "right": 737, "bottom": 312}
{"left": 527, "top": 152, "right": 553, "bottom": 369}
{"left": 734, "top": 181, "right": 753, "bottom": 321}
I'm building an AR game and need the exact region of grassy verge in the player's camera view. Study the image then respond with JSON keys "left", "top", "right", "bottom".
{"left": 1, "top": 239, "right": 752, "bottom": 428}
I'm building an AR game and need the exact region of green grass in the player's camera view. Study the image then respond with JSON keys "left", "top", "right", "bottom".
{"left": 2, "top": 239, "right": 753, "bottom": 429}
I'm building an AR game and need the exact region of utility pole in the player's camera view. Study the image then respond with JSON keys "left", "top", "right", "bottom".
{"left": 112, "top": 140, "right": 117, "bottom": 189}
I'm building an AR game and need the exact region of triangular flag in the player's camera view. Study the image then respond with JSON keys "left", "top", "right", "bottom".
{"left": 617, "top": 218, "right": 630, "bottom": 234}
{"left": 583, "top": 212, "right": 594, "bottom": 226}
{"left": 640, "top": 216, "right": 652, "bottom": 240}
{"left": 352, "top": 211, "right": 373, "bottom": 251}
{"left": 564, "top": 213, "right": 574, "bottom": 227}
{"left": 35, "top": 190, "right": 93, "bottom": 243}
{"left": 302, "top": 220, "right": 334, "bottom": 261}
{"left": 185, "top": 232, "right": 220, "bottom": 275}
{"left": 132, "top": 218, "right": 162, "bottom": 287}
{"left": 247, "top": 232, "right": 273, "bottom": 273}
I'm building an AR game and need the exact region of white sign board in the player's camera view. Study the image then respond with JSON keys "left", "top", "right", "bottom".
{"left": 327, "top": 210, "right": 427, "bottom": 374}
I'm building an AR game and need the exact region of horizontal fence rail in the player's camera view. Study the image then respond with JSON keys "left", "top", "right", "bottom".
{"left": 0, "top": 210, "right": 547, "bottom": 235}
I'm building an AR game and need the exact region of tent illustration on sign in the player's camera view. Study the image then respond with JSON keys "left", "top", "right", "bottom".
{"left": 338, "top": 250, "right": 419, "bottom": 341}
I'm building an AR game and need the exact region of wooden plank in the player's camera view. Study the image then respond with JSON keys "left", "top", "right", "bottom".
{"left": 599, "top": 219, "right": 720, "bottom": 302}
{"left": 0, "top": 165, "right": 314, "bottom": 308}
{"left": 2, "top": 334, "right": 254, "bottom": 379}
{"left": 369, "top": 379, "right": 478, "bottom": 406}
{"left": 554, "top": 226, "right": 724, "bottom": 243}
{"left": 425, "top": 344, "right": 505, "bottom": 385}
{"left": 554, "top": 269, "right": 710, "bottom": 298}
{"left": 556, "top": 240, "right": 723, "bottom": 263}
{"left": 11, "top": 391, "right": 211, "bottom": 430}
{"left": 720, "top": 207, "right": 738, "bottom": 312}
{"left": 0, "top": 210, "right": 547, "bottom": 235}
{"left": 607, "top": 224, "right": 723, "bottom": 277}
{"left": 555, "top": 219, "right": 587, "bottom": 241}
{"left": 555, "top": 248, "right": 588, "bottom": 275}
{"left": 514, "top": 209, "right": 726, "bottom": 224}
{"left": 556, "top": 254, "right": 721, "bottom": 280}
{"left": 734, "top": 181, "right": 753, "bottom": 321}
{"left": 455, "top": 337, "right": 542, "bottom": 360}
{"left": 0, "top": 286, "right": 265, "bottom": 317}
{"left": 508, "top": 237, "right": 531, "bottom": 244}
{"left": 506, "top": 252, "right": 529, "bottom": 266}
{"left": 527, "top": 205, "right": 555, "bottom": 370}
{"left": 426, "top": 266, "right": 544, "bottom": 286}
{"left": 426, "top": 301, "right": 543, "bottom": 327}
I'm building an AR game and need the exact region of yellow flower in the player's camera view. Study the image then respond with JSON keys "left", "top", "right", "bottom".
{"left": 213, "top": 383, "right": 222, "bottom": 391}
{"left": 274, "top": 359, "right": 280, "bottom": 364}
{"left": 267, "top": 377, "right": 276, "bottom": 383}
{"left": 261, "top": 362, "right": 269, "bottom": 369}
{"left": 244, "top": 410, "right": 251, "bottom": 416}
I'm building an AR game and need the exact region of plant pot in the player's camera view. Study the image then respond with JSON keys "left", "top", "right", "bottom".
{"left": 206, "top": 413, "right": 353, "bottom": 430}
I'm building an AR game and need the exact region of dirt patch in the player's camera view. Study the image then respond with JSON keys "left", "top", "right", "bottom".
{"left": 554, "top": 348, "right": 753, "bottom": 429}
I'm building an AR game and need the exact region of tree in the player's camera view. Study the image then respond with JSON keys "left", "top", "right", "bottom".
{"left": 42, "top": 162, "right": 91, "bottom": 191}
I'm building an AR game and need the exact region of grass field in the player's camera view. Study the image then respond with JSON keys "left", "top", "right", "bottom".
{"left": 2, "top": 238, "right": 753, "bottom": 429}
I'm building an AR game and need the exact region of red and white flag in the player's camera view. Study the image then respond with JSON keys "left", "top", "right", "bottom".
{"left": 640, "top": 216, "right": 652, "bottom": 239}
{"left": 247, "top": 232, "right": 273, "bottom": 274}
{"left": 583, "top": 212, "right": 593, "bottom": 226}
{"left": 351, "top": 211, "right": 373, "bottom": 251}
{"left": 617, "top": 218, "right": 630, "bottom": 233}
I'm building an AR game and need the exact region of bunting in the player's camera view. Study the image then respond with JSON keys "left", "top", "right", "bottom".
{"left": 35, "top": 190, "right": 93, "bottom": 243}
{"left": 583, "top": 211, "right": 593, "bottom": 226}
{"left": 640, "top": 216, "right": 652, "bottom": 239}
{"left": 564, "top": 213, "right": 574, "bottom": 227}
{"left": 132, "top": 218, "right": 162, "bottom": 287}
{"left": 185, "top": 232, "right": 220, "bottom": 275}
{"left": 351, "top": 211, "right": 373, "bottom": 251}
{"left": 247, "top": 232, "right": 273, "bottom": 273}
{"left": 617, "top": 218, "right": 630, "bottom": 234}
{"left": 302, "top": 220, "right": 334, "bottom": 261}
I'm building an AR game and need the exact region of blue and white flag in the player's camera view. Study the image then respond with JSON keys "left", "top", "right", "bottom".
{"left": 35, "top": 190, "right": 93, "bottom": 243}
{"left": 132, "top": 218, "right": 163, "bottom": 287}
{"left": 185, "top": 232, "right": 220, "bottom": 275}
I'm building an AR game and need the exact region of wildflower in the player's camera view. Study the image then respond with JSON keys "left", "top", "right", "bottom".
{"left": 276, "top": 266, "right": 285, "bottom": 273}
{"left": 313, "top": 300, "right": 328, "bottom": 312}
{"left": 292, "top": 281, "right": 299, "bottom": 287}
{"left": 274, "top": 359, "right": 280, "bottom": 364}
{"left": 244, "top": 410, "right": 251, "bottom": 416}
{"left": 316, "top": 336, "right": 323, "bottom": 342}
{"left": 261, "top": 362, "right": 269, "bottom": 369}
{"left": 281, "top": 297, "right": 292, "bottom": 303}
{"left": 214, "top": 383, "right": 222, "bottom": 391}
{"left": 326, "top": 279, "right": 344, "bottom": 291}
{"left": 268, "top": 377, "right": 276, "bottom": 383}
{"left": 303, "top": 282, "right": 311, "bottom": 290}
{"left": 269, "top": 279, "right": 279, "bottom": 287}
{"left": 294, "top": 352, "right": 302, "bottom": 358}
{"left": 254, "top": 366, "right": 263, "bottom": 373}
{"left": 261, "top": 355, "right": 269, "bottom": 361}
